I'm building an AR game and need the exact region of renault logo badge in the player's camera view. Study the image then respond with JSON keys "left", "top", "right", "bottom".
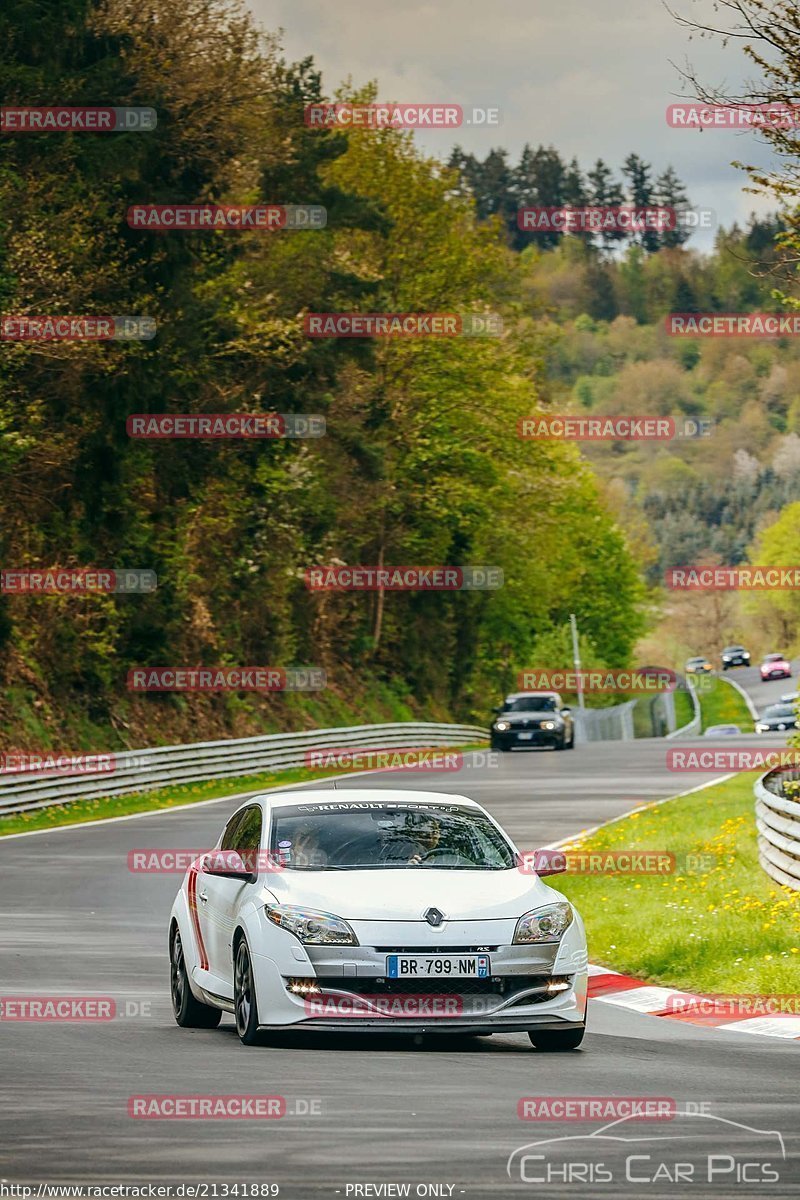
{"left": 424, "top": 907, "right": 444, "bottom": 927}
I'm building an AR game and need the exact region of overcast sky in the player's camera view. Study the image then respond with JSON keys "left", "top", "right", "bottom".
{"left": 249, "top": 0, "right": 779, "bottom": 250}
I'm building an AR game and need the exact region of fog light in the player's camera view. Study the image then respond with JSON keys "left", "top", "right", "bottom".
{"left": 546, "top": 977, "right": 571, "bottom": 994}
{"left": 287, "top": 978, "right": 320, "bottom": 995}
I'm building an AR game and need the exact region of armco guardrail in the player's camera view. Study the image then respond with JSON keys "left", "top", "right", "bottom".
{"left": 666, "top": 679, "right": 701, "bottom": 739}
{"left": 755, "top": 765, "right": 800, "bottom": 892}
{"left": 573, "top": 699, "right": 637, "bottom": 743}
{"left": 0, "top": 722, "right": 487, "bottom": 817}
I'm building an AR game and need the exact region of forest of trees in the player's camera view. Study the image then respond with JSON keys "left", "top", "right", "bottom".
{"left": 0, "top": 0, "right": 647, "bottom": 749}
{"left": 448, "top": 145, "right": 698, "bottom": 252}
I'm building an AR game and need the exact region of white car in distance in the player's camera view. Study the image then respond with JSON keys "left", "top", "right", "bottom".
{"left": 169, "top": 789, "right": 588, "bottom": 1049}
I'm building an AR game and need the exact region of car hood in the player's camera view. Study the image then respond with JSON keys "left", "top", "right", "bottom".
{"left": 264, "top": 866, "right": 557, "bottom": 921}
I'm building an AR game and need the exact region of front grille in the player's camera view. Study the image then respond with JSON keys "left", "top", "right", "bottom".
{"left": 371, "top": 946, "right": 500, "bottom": 953}
{"left": 312, "top": 974, "right": 559, "bottom": 1000}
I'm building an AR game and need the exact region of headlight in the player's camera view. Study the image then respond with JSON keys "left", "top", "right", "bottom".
{"left": 513, "top": 902, "right": 573, "bottom": 944}
{"left": 743, "top": 653, "right": 750, "bottom": 659}
{"left": 722, "top": 656, "right": 730, "bottom": 662}
{"left": 541, "top": 720, "right": 556, "bottom": 730}
{"left": 265, "top": 904, "right": 358, "bottom": 945}
{"left": 756, "top": 722, "right": 769, "bottom": 732}
{"left": 494, "top": 720, "right": 510, "bottom": 731}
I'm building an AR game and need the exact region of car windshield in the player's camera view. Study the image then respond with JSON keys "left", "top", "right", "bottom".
{"left": 687, "top": 658, "right": 706, "bottom": 665}
{"left": 503, "top": 696, "right": 557, "bottom": 712}
{"left": 764, "top": 655, "right": 785, "bottom": 662}
{"left": 764, "top": 705, "right": 795, "bottom": 718}
{"left": 268, "top": 800, "right": 516, "bottom": 871}
{"left": 724, "top": 647, "right": 744, "bottom": 653}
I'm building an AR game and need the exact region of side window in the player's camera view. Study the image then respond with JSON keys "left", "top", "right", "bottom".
{"left": 220, "top": 809, "right": 247, "bottom": 851}
{"left": 231, "top": 805, "right": 264, "bottom": 871}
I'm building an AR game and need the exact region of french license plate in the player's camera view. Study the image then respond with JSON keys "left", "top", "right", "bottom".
{"left": 517, "top": 732, "right": 534, "bottom": 740}
{"left": 386, "top": 954, "right": 490, "bottom": 978}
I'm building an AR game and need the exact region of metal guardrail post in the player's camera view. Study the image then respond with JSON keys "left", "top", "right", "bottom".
{"left": 0, "top": 722, "right": 489, "bottom": 816}
{"left": 755, "top": 766, "right": 800, "bottom": 892}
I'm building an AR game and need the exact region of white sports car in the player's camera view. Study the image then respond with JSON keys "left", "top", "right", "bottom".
{"left": 169, "top": 789, "right": 588, "bottom": 1049}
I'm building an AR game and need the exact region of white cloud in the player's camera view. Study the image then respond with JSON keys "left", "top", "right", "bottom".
{"left": 251, "top": 0, "right": 783, "bottom": 248}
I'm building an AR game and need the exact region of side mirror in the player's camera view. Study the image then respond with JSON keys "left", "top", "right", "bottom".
{"left": 516, "top": 849, "right": 567, "bottom": 877}
{"left": 561, "top": 706, "right": 571, "bottom": 714}
{"left": 202, "top": 850, "right": 257, "bottom": 884}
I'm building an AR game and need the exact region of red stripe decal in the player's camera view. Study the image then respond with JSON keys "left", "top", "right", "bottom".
{"left": 187, "top": 865, "right": 208, "bottom": 971}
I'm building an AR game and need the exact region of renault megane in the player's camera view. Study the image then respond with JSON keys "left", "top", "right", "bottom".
{"left": 169, "top": 789, "right": 588, "bottom": 1049}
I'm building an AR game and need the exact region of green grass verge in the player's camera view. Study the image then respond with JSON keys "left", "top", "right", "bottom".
{"left": 694, "top": 675, "right": 754, "bottom": 733}
{"left": 673, "top": 687, "right": 694, "bottom": 730}
{"left": 631, "top": 688, "right": 693, "bottom": 738}
{"left": 557, "top": 774, "right": 800, "bottom": 993}
{"left": 0, "top": 744, "right": 486, "bottom": 838}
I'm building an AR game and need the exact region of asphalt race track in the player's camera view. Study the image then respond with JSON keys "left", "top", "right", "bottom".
{"left": 1, "top": 668, "right": 798, "bottom": 1197}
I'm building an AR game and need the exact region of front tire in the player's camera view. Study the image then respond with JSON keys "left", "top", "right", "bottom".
{"left": 170, "top": 927, "right": 222, "bottom": 1029}
{"left": 234, "top": 937, "right": 261, "bottom": 1046}
{"left": 528, "top": 1025, "right": 585, "bottom": 1051}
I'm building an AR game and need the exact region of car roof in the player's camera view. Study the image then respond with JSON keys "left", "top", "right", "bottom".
{"left": 686, "top": 655, "right": 706, "bottom": 661}
{"left": 764, "top": 653, "right": 786, "bottom": 660}
{"left": 254, "top": 788, "right": 482, "bottom": 810}
{"left": 504, "top": 691, "right": 561, "bottom": 700}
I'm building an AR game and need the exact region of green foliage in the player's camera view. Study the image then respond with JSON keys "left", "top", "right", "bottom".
{"left": 0, "top": 0, "right": 646, "bottom": 746}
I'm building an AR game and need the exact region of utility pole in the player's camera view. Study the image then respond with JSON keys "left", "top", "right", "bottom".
{"left": 570, "top": 613, "right": 585, "bottom": 710}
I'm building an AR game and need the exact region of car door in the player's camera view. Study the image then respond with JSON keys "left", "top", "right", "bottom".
{"left": 197, "top": 805, "right": 263, "bottom": 986}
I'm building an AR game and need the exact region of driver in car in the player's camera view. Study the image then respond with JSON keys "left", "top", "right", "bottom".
{"left": 406, "top": 816, "right": 441, "bottom": 865}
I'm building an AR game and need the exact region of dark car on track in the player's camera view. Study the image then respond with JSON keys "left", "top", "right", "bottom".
{"left": 490, "top": 691, "right": 574, "bottom": 751}
{"left": 720, "top": 644, "right": 750, "bottom": 670}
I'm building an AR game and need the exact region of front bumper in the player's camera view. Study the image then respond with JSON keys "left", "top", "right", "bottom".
{"left": 249, "top": 919, "right": 588, "bottom": 1032}
{"left": 492, "top": 726, "right": 563, "bottom": 748}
